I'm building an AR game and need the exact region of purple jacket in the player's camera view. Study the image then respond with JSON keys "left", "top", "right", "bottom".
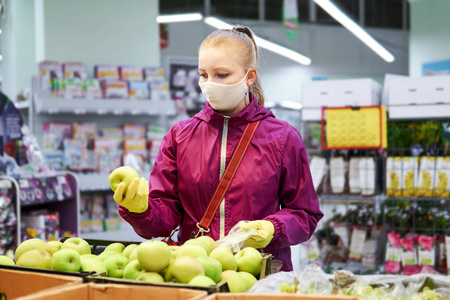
{"left": 120, "top": 94, "right": 323, "bottom": 271}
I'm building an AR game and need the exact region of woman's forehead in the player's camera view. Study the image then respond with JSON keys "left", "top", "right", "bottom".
{"left": 198, "top": 44, "right": 245, "bottom": 69}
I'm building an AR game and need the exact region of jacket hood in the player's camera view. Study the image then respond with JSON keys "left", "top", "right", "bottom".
{"left": 194, "top": 93, "right": 274, "bottom": 125}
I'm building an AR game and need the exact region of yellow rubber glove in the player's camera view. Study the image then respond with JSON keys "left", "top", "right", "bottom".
{"left": 240, "top": 220, "right": 275, "bottom": 249}
{"left": 113, "top": 177, "right": 149, "bottom": 214}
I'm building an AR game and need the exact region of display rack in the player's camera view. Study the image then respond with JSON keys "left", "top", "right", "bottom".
{"left": 0, "top": 176, "right": 21, "bottom": 252}
{"left": 0, "top": 171, "right": 80, "bottom": 253}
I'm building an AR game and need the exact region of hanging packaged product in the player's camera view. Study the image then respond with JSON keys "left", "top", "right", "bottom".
{"left": 42, "top": 122, "right": 73, "bottom": 151}
{"left": 82, "top": 79, "right": 103, "bottom": 99}
{"left": 417, "top": 157, "right": 436, "bottom": 197}
{"left": 63, "top": 62, "right": 88, "bottom": 80}
{"left": 417, "top": 235, "right": 436, "bottom": 272}
{"left": 80, "top": 194, "right": 93, "bottom": 234}
{"left": 436, "top": 235, "right": 447, "bottom": 274}
{"left": 386, "top": 157, "right": 402, "bottom": 197}
{"left": 91, "top": 194, "right": 106, "bottom": 232}
{"left": 400, "top": 235, "right": 419, "bottom": 275}
{"left": 359, "top": 157, "right": 376, "bottom": 196}
{"left": 119, "top": 66, "right": 143, "bottom": 81}
{"left": 38, "top": 61, "right": 63, "bottom": 91}
{"left": 302, "top": 236, "right": 321, "bottom": 263}
{"left": 434, "top": 157, "right": 450, "bottom": 197}
{"left": 149, "top": 77, "right": 170, "bottom": 101}
{"left": 385, "top": 230, "right": 401, "bottom": 274}
{"left": 61, "top": 78, "right": 83, "bottom": 99}
{"left": 348, "top": 226, "right": 367, "bottom": 262}
{"left": 128, "top": 81, "right": 150, "bottom": 99}
{"left": 73, "top": 122, "right": 97, "bottom": 149}
{"left": 63, "top": 138, "right": 89, "bottom": 171}
{"left": 309, "top": 156, "right": 327, "bottom": 192}
{"left": 101, "top": 80, "right": 128, "bottom": 99}
{"left": 330, "top": 157, "right": 345, "bottom": 194}
{"left": 93, "top": 137, "right": 121, "bottom": 174}
{"left": 402, "top": 157, "right": 419, "bottom": 197}
{"left": 144, "top": 67, "right": 164, "bottom": 81}
{"left": 348, "top": 157, "right": 361, "bottom": 194}
{"left": 94, "top": 65, "right": 120, "bottom": 80}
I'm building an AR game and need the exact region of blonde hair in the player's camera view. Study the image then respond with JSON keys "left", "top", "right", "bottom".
{"left": 199, "top": 25, "right": 265, "bottom": 106}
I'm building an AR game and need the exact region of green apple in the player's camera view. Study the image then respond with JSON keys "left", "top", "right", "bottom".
{"left": 47, "top": 241, "right": 63, "bottom": 256}
{"left": 80, "top": 256, "right": 107, "bottom": 275}
{"left": 209, "top": 246, "right": 237, "bottom": 271}
{"left": 196, "top": 256, "right": 222, "bottom": 283}
{"left": 122, "top": 244, "right": 139, "bottom": 259}
{"left": 15, "top": 238, "right": 51, "bottom": 261}
{"left": 51, "top": 248, "right": 81, "bottom": 272}
{"left": 98, "top": 250, "right": 120, "bottom": 262}
{"left": 188, "top": 275, "right": 216, "bottom": 286}
{"left": 109, "top": 166, "right": 140, "bottom": 194}
{"left": 0, "top": 255, "right": 15, "bottom": 266}
{"left": 137, "top": 272, "right": 165, "bottom": 283}
{"left": 104, "top": 242, "right": 125, "bottom": 253}
{"left": 17, "top": 249, "right": 52, "bottom": 269}
{"left": 104, "top": 254, "right": 129, "bottom": 278}
{"left": 196, "top": 236, "right": 217, "bottom": 253}
{"left": 221, "top": 270, "right": 247, "bottom": 293}
{"left": 235, "top": 247, "right": 262, "bottom": 277}
{"left": 176, "top": 244, "right": 208, "bottom": 259}
{"left": 123, "top": 259, "right": 146, "bottom": 280}
{"left": 165, "top": 257, "right": 204, "bottom": 283}
{"left": 183, "top": 239, "right": 211, "bottom": 255}
{"left": 81, "top": 254, "right": 98, "bottom": 260}
{"left": 238, "top": 271, "right": 257, "bottom": 290}
{"left": 128, "top": 248, "right": 138, "bottom": 261}
{"left": 61, "top": 237, "right": 91, "bottom": 255}
{"left": 137, "top": 240, "right": 171, "bottom": 272}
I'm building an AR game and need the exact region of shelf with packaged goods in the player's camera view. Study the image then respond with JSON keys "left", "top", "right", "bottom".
{"left": 33, "top": 90, "right": 177, "bottom": 116}
{"left": 318, "top": 194, "right": 384, "bottom": 205}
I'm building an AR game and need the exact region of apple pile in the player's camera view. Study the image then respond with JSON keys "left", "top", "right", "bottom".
{"left": 0, "top": 235, "right": 264, "bottom": 293}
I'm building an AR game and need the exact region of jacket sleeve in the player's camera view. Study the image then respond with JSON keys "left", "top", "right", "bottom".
{"left": 263, "top": 125, "right": 323, "bottom": 249}
{"left": 119, "top": 125, "right": 183, "bottom": 239}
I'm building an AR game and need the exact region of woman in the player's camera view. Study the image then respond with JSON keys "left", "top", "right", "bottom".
{"left": 114, "top": 25, "right": 323, "bottom": 271}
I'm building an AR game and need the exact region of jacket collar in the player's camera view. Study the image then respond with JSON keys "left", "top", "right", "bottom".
{"left": 194, "top": 93, "right": 274, "bottom": 125}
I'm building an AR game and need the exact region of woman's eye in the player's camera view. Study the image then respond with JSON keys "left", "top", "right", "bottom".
{"left": 218, "top": 74, "right": 228, "bottom": 79}
{"left": 199, "top": 73, "right": 207, "bottom": 78}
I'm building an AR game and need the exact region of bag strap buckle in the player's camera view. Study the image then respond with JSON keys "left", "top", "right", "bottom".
{"left": 195, "top": 223, "right": 210, "bottom": 238}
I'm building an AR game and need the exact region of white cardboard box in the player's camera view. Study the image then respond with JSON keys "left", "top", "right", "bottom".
{"left": 302, "top": 79, "right": 381, "bottom": 121}
{"left": 387, "top": 75, "right": 450, "bottom": 119}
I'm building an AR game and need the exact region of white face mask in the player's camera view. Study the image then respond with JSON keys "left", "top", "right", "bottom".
{"left": 199, "top": 70, "right": 250, "bottom": 111}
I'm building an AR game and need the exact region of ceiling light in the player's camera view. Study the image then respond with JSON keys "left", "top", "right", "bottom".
{"left": 314, "top": 0, "right": 394, "bottom": 62}
{"left": 157, "top": 13, "right": 203, "bottom": 24}
{"left": 204, "top": 17, "right": 311, "bottom": 65}
{"left": 0, "top": 55, "right": 2, "bottom": 61}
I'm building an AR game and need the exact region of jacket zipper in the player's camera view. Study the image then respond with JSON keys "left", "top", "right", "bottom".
{"left": 219, "top": 116, "right": 229, "bottom": 239}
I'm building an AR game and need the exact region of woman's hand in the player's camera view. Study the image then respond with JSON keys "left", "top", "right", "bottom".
{"left": 240, "top": 220, "right": 275, "bottom": 248}
{"left": 113, "top": 177, "right": 149, "bottom": 214}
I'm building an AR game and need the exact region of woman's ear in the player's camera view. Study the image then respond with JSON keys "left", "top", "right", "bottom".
{"left": 246, "top": 68, "right": 257, "bottom": 87}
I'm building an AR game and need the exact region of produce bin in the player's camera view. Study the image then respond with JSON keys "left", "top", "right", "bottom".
{"left": 202, "top": 294, "right": 361, "bottom": 300}
{"left": 0, "top": 264, "right": 94, "bottom": 282}
{"left": 86, "top": 274, "right": 229, "bottom": 294}
{"left": 15, "top": 282, "right": 207, "bottom": 300}
{"left": 0, "top": 267, "right": 83, "bottom": 299}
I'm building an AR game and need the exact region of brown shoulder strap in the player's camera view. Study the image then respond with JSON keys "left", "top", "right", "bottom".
{"left": 196, "top": 120, "right": 260, "bottom": 237}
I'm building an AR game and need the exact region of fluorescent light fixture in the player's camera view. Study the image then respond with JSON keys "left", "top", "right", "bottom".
{"left": 314, "top": 0, "right": 394, "bottom": 63}
{"left": 0, "top": 55, "right": 2, "bottom": 61}
{"left": 0, "top": 29, "right": 2, "bottom": 35}
{"left": 204, "top": 17, "right": 311, "bottom": 65}
{"left": 157, "top": 13, "right": 203, "bottom": 23}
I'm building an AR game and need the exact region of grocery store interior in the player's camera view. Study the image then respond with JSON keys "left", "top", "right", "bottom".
{"left": 1, "top": 0, "right": 450, "bottom": 295}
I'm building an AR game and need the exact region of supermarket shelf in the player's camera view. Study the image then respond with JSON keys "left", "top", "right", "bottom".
{"left": 383, "top": 196, "right": 450, "bottom": 202}
{"left": 318, "top": 193, "right": 382, "bottom": 204}
{"left": 33, "top": 90, "right": 177, "bottom": 116}
{"left": 76, "top": 173, "right": 111, "bottom": 192}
